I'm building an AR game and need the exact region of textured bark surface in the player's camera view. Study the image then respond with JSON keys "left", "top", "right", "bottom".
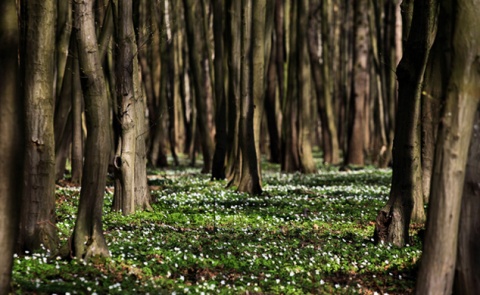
{"left": 237, "top": 0, "right": 262, "bottom": 195}
{"left": 374, "top": 0, "right": 439, "bottom": 247}
{"left": 416, "top": 0, "right": 480, "bottom": 292}
{"left": 72, "top": 0, "right": 111, "bottom": 260}
{"left": 454, "top": 108, "right": 480, "bottom": 295}
{"left": 0, "top": 3, "right": 23, "bottom": 292}
{"left": 71, "top": 39, "right": 84, "bottom": 185}
{"left": 19, "top": 0, "right": 58, "bottom": 253}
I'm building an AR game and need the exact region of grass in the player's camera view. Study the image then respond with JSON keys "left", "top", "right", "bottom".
{"left": 12, "top": 157, "right": 422, "bottom": 294}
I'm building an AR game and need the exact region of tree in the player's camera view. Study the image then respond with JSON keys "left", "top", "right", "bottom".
{"left": 0, "top": 2, "right": 24, "bottom": 292}
{"left": 236, "top": 0, "right": 262, "bottom": 194}
{"left": 307, "top": 0, "right": 340, "bottom": 165}
{"left": 183, "top": 0, "right": 215, "bottom": 173}
{"left": 112, "top": 0, "right": 152, "bottom": 215}
{"left": 415, "top": 0, "right": 480, "bottom": 292}
{"left": 18, "top": 0, "right": 58, "bottom": 253}
{"left": 71, "top": 0, "right": 112, "bottom": 260}
{"left": 453, "top": 107, "right": 480, "bottom": 294}
{"left": 345, "top": 0, "right": 368, "bottom": 166}
{"left": 374, "top": 0, "right": 438, "bottom": 247}
{"left": 281, "top": 0, "right": 316, "bottom": 174}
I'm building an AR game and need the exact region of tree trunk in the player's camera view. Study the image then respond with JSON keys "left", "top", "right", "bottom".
{"left": 373, "top": 0, "right": 438, "bottom": 247}
{"left": 183, "top": 0, "right": 214, "bottom": 173}
{"left": 71, "top": 38, "right": 84, "bottom": 185}
{"left": 211, "top": 0, "right": 227, "bottom": 180}
{"left": 415, "top": 0, "right": 480, "bottom": 292}
{"left": 19, "top": 0, "right": 58, "bottom": 253}
{"left": 453, "top": 107, "right": 480, "bottom": 295}
{"left": 0, "top": 4, "right": 23, "bottom": 292}
{"left": 346, "top": 0, "right": 368, "bottom": 166}
{"left": 282, "top": 0, "right": 316, "bottom": 174}
{"left": 307, "top": 0, "right": 340, "bottom": 165}
{"left": 237, "top": 0, "right": 262, "bottom": 195}
{"left": 72, "top": 0, "right": 111, "bottom": 260}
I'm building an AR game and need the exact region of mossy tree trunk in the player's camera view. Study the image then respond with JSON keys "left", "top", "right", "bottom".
{"left": 0, "top": 3, "right": 23, "bottom": 292}
{"left": 18, "top": 0, "right": 59, "bottom": 253}
{"left": 71, "top": 0, "right": 111, "bottom": 260}
{"left": 416, "top": 0, "right": 480, "bottom": 292}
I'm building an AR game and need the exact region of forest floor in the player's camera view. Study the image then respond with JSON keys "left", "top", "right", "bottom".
{"left": 12, "top": 155, "right": 423, "bottom": 294}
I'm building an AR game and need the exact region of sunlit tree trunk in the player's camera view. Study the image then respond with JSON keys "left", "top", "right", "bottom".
{"left": 416, "top": 0, "right": 480, "bottom": 292}
{"left": 18, "top": 0, "right": 58, "bottom": 253}
{"left": 374, "top": 0, "right": 438, "bottom": 247}
{"left": 72, "top": 0, "right": 111, "bottom": 260}
{"left": 0, "top": 3, "right": 23, "bottom": 292}
{"left": 112, "top": 0, "right": 151, "bottom": 215}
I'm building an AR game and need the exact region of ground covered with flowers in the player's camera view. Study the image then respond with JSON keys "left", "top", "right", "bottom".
{"left": 12, "top": 159, "right": 423, "bottom": 294}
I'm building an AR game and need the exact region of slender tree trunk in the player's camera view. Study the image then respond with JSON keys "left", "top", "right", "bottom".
{"left": 71, "top": 38, "right": 84, "bottom": 185}
{"left": 183, "top": 0, "right": 214, "bottom": 173}
{"left": 237, "top": 0, "right": 262, "bottom": 195}
{"left": 72, "top": 0, "right": 111, "bottom": 260}
{"left": 416, "top": 0, "right": 480, "bottom": 292}
{"left": 0, "top": 4, "right": 23, "bottom": 292}
{"left": 374, "top": 0, "right": 438, "bottom": 247}
{"left": 19, "top": 0, "right": 58, "bottom": 253}
{"left": 225, "top": 0, "right": 242, "bottom": 185}
{"left": 211, "top": 0, "right": 227, "bottom": 180}
{"left": 346, "top": 0, "right": 368, "bottom": 166}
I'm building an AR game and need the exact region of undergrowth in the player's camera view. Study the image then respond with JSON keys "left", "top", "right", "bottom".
{"left": 12, "top": 158, "right": 422, "bottom": 294}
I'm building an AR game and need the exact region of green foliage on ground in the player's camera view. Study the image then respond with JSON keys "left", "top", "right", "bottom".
{"left": 12, "top": 160, "right": 422, "bottom": 294}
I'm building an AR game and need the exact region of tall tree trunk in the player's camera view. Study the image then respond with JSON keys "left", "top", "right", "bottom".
{"left": 346, "top": 0, "right": 368, "bottom": 166}
{"left": 308, "top": 0, "right": 340, "bottom": 165}
{"left": 71, "top": 38, "right": 84, "bottom": 185}
{"left": 112, "top": 0, "right": 151, "bottom": 215}
{"left": 72, "top": 0, "right": 111, "bottom": 260}
{"left": 225, "top": 0, "right": 242, "bottom": 185}
{"left": 282, "top": 0, "right": 316, "bottom": 174}
{"left": 374, "top": 0, "right": 438, "bottom": 247}
{"left": 19, "top": 0, "right": 58, "bottom": 253}
{"left": 237, "top": 0, "right": 262, "bottom": 195}
{"left": 415, "top": 0, "right": 480, "bottom": 292}
{"left": 183, "top": 0, "right": 214, "bottom": 173}
{"left": 0, "top": 3, "right": 23, "bottom": 292}
{"left": 211, "top": 0, "right": 227, "bottom": 180}
{"left": 453, "top": 107, "right": 480, "bottom": 294}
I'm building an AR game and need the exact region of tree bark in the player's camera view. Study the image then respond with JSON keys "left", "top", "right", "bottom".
{"left": 183, "top": 0, "right": 215, "bottom": 173}
{"left": 0, "top": 3, "right": 23, "bottom": 292}
{"left": 346, "top": 0, "right": 368, "bottom": 166}
{"left": 71, "top": 38, "right": 84, "bottom": 185}
{"left": 237, "top": 0, "right": 262, "bottom": 195}
{"left": 72, "top": 0, "right": 111, "bottom": 260}
{"left": 374, "top": 0, "right": 439, "bottom": 247}
{"left": 19, "top": 0, "right": 58, "bottom": 253}
{"left": 453, "top": 107, "right": 480, "bottom": 295}
{"left": 211, "top": 0, "right": 227, "bottom": 180}
{"left": 415, "top": 0, "right": 480, "bottom": 292}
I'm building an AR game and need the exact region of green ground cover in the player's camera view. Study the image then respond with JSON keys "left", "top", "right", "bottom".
{"left": 12, "top": 160, "right": 422, "bottom": 294}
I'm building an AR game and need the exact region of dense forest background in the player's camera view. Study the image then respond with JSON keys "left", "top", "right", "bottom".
{"left": 1, "top": 0, "right": 479, "bottom": 294}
